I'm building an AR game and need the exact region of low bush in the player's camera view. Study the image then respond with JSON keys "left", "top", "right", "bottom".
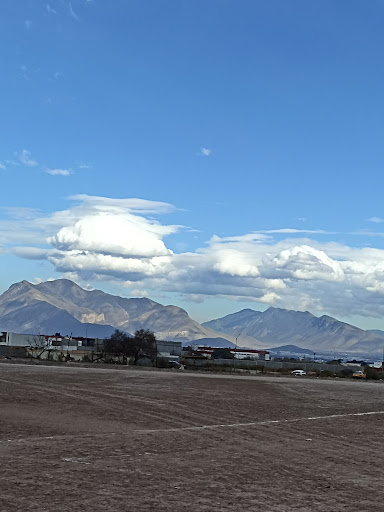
{"left": 364, "top": 366, "right": 384, "bottom": 380}
{"left": 340, "top": 368, "right": 354, "bottom": 378}
{"left": 319, "top": 370, "right": 336, "bottom": 378}
{"left": 157, "top": 357, "right": 171, "bottom": 368}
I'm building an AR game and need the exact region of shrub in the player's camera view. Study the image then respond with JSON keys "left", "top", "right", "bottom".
{"left": 157, "top": 357, "right": 171, "bottom": 368}
{"left": 319, "top": 370, "right": 335, "bottom": 378}
{"left": 364, "top": 366, "right": 384, "bottom": 380}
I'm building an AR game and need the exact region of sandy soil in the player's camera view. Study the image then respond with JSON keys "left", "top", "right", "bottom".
{"left": 1, "top": 362, "right": 384, "bottom": 511}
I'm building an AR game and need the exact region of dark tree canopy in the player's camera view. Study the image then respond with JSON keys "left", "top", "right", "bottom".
{"left": 104, "top": 329, "right": 131, "bottom": 362}
{"left": 104, "top": 328, "right": 158, "bottom": 365}
{"left": 131, "top": 329, "right": 158, "bottom": 364}
{"left": 211, "top": 347, "right": 234, "bottom": 359}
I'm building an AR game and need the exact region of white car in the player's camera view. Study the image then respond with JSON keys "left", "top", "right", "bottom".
{"left": 291, "top": 369, "right": 306, "bottom": 376}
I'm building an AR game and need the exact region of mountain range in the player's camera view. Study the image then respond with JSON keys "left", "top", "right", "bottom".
{"left": 0, "top": 279, "right": 240, "bottom": 344}
{"left": 202, "top": 308, "right": 384, "bottom": 354}
{"left": 1, "top": 279, "right": 384, "bottom": 354}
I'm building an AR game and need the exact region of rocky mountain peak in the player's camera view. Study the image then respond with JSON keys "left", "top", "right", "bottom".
{"left": 0, "top": 278, "right": 234, "bottom": 344}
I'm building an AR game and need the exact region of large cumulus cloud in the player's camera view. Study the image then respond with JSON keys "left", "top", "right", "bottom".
{"left": 4, "top": 194, "right": 384, "bottom": 320}
{"left": 49, "top": 212, "right": 174, "bottom": 258}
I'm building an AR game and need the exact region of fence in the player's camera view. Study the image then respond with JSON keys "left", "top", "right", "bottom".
{"left": 181, "top": 357, "right": 362, "bottom": 374}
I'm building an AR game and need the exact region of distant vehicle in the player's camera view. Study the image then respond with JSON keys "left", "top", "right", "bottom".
{"left": 352, "top": 370, "right": 366, "bottom": 379}
{"left": 169, "top": 361, "right": 185, "bottom": 370}
{"left": 291, "top": 370, "right": 306, "bottom": 376}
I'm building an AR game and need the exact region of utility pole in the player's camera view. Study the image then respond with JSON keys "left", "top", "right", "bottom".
{"left": 233, "top": 333, "right": 240, "bottom": 372}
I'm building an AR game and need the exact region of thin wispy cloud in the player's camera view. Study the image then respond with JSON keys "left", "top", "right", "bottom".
{"left": 368, "top": 216, "right": 384, "bottom": 223}
{"left": 19, "top": 65, "right": 29, "bottom": 80}
{"left": 2, "top": 148, "right": 85, "bottom": 175}
{"left": 19, "top": 65, "right": 40, "bottom": 81}
{"left": 258, "top": 228, "right": 332, "bottom": 235}
{"left": 350, "top": 230, "right": 384, "bottom": 237}
{"left": 18, "top": 149, "right": 38, "bottom": 167}
{"left": 46, "top": 3, "right": 57, "bottom": 14}
{"left": 24, "top": 20, "right": 32, "bottom": 29}
{"left": 68, "top": 2, "right": 80, "bottom": 20}
{"left": 198, "top": 147, "right": 212, "bottom": 157}
{"left": 1, "top": 207, "right": 41, "bottom": 220}
{"left": 5, "top": 159, "right": 20, "bottom": 166}
{"left": 46, "top": 168, "right": 72, "bottom": 176}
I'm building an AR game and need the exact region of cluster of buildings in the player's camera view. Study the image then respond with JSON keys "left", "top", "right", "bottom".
{"left": 0, "top": 331, "right": 182, "bottom": 363}
{"left": 0, "top": 330, "right": 271, "bottom": 365}
{"left": 190, "top": 346, "right": 270, "bottom": 360}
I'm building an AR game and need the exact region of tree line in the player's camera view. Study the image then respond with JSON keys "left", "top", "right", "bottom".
{"left": 26, "top": 329, "right": 158, "bottom": 365}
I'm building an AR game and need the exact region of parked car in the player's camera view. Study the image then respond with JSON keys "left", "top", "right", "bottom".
{"left": 169, "top": 361, "right": 185, "bottom": 370}
{"left": 291, "top": 369, "right": 306, "bottom": 376}
{"left": 352, "top": 370, "right": 366, "bottom": 379}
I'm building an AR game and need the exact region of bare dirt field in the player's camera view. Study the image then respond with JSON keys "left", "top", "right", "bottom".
{"left": 1, "top": 362, "right": 384, "bottom": 511}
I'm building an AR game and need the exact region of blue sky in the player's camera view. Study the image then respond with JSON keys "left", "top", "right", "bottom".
{"left": 2, "top": 0, "right": 384, "bottom": 329}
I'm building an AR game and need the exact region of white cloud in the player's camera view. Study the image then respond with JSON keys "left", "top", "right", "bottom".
{"left": 68, "top": 194, "right": 177, "bottom": 214}
{"left": 350, "top": 230, "right": 384, "bottom": 237}
{"left": 32, "top": 276, "right": 56, "bottom": 284}
{"left": 46, "top": 168, "right": 72, "bottom": 176}
{"left": 209, "top": 233, "right": 270, "bottom": 243}
{"left": 61, "top": 271, "right": 81, "bottom": 283}
{"left": 18, "top": 149, "right": 38, "bottom": 167}
{"left": 0, "top": 163, "right": 5, "bottom": 170}
{"left": 49, "top": 212, "right": 176, "bottom": 259}
{"left": 19, "top": 65, "right": 29, "bottom": 80}
{"left": 24, "top": 20, "right": 32, "bottom": 29}
{"left": 198, "top": 147, "right": 212, "bottom": 157}
{"left": 368, "top": 217, "right": 384, "bottom": 223}
{"left": 46, "top": 3, "right": 57, "bottom": 14}
{"left": 7, "top": 195, "right": 384, "bottom": 320}
{"left": 263, "top": 245, "right": 344, "bottom": 282}
{"left": 259, "top": 228, "right": 332, "bottom": 235}
{"left": 8, "top": 247, "right": 51, "bottom": 260}
{"left": 129, "top": 289, "right": 148, "bottom": 297}
{"left": 68, "top": 2, "right": 80, "bottom": 20}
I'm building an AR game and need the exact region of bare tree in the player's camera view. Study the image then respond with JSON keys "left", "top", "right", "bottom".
{"left": 27, "top": 335, "right": 54, "bottom": 360}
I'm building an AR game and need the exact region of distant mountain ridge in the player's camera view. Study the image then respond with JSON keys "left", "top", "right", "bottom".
{"left": 367, "top": 329, "right": 384, "bottom": 338}
{"left": 268, "top": 344, "right": 314, "bottom": 355}
{"left": 0, "top": 279, "right": 243, "bottom": 344}
{"left": 203, "top": 307, "right": 384, "bottom": 354}
{"left": 1, "top": 279, "right": 384, "bottom": 354}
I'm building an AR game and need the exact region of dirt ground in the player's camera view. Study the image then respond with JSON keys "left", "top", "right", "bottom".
{"left": 1, "top": 362, "right": 384, "bottom": 511}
